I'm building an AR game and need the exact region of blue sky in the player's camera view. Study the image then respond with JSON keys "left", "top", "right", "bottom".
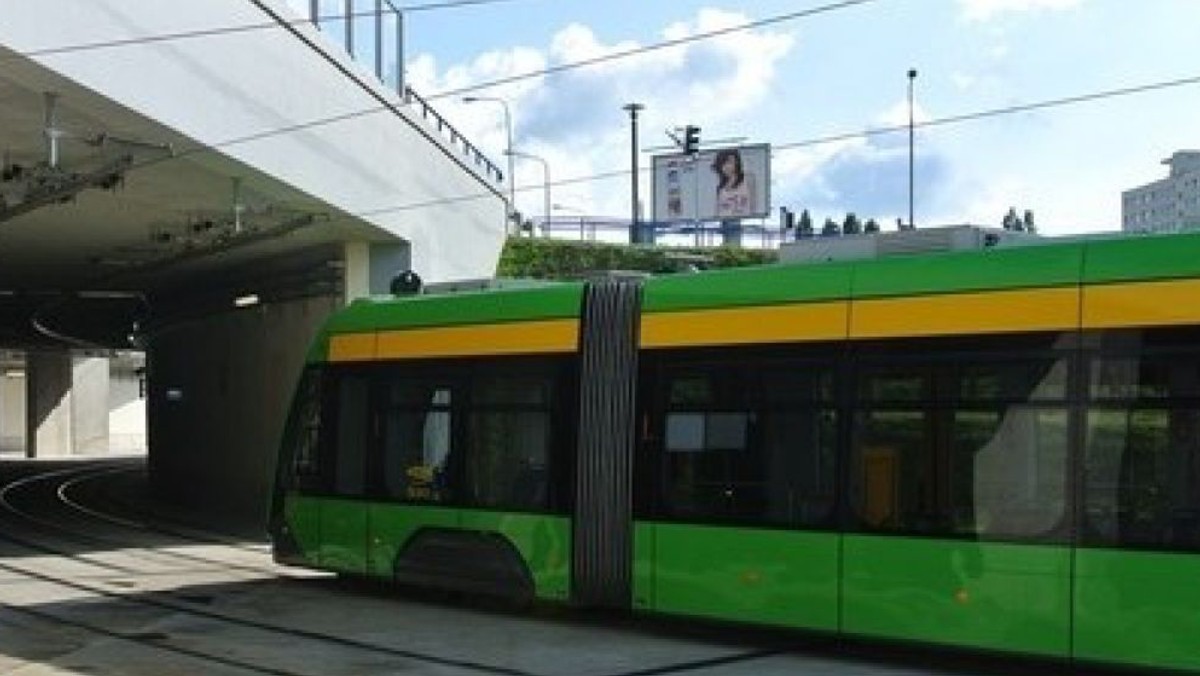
{"left": 401, "top": 0, "right": 1200, "bottom": 236}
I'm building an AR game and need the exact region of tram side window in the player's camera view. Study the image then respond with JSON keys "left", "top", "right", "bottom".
{"left": 288, "top": 368, "right": 326, "bottom": 491}
{"left": 1084, "top": 348, "right": 1200, "bottom": 550}
{"left": 381, "top": 380, "right": 455, "bottom": 503}
{"left": 463, "top": 373, "right": 554, "bottom": 511}
{"left": 659, "top": 362, "right": 836, "bottom": 526}
{"left": 332, "top": 374, "right": 370, "bottom": 497}
{"left": 851, "top": 353, "right": 1069, "bottom": 539}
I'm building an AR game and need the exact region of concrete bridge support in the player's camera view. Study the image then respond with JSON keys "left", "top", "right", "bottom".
{"left": 146, "top": 242, "right": 409, "bottom": 530}
{"left": 21, "top": 352, "right": 110, "bottom": 457}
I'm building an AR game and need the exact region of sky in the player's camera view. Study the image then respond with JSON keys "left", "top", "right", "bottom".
{"left": 398, "top": 0, "right": 1200, "bottom": 237}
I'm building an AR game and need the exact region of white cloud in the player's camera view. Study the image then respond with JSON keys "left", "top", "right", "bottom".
{"left": 406, "top": 9, "right": 796, "bottom": 221}
{"left": 951, "top": 72, "right": 977, "bottom": 91}
{"left": 958, "top": 0, "right": 1083, "bottom": 22}
{"left": 876, "top": 100, "right": 933, "bottom": 129}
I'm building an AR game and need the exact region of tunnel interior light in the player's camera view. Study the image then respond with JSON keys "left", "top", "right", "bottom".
{"left": 233, "top": 293, "right": 260, "bottom": 308}
{"left": 4, "top": 370, "right": 25, "bottom": 379}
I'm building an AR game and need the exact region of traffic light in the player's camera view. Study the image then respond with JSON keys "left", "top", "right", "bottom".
{"left": 683, "top": 125, "right": 700, "bottom": 154}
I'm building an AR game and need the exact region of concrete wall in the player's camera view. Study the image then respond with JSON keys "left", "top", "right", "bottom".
{"left": 147, "top": 295, "right": 340, "bottom": 529}
{"left": 0, "top": 353, "right": 146, "bottom": 457}
{"left": 0, "top": 371, "right": 25, "bottom": 455}
{"left": 0, "top": 0, "right": 506, "bottom": 283}
{"left": 110, "top": 355, "right": 145, "bottom": 453}
{"left": 72, "top": 357, "right": 110, "bottom": 455}
{"left": 25, "top": 352, "right": 73, "bottom": 457}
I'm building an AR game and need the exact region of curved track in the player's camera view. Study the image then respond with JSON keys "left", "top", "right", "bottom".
{"left": 0, "top": 459, "right": 547, "bottom": 675}
{"left": 0, "top": 457, "right": 1010, "bottom": 676}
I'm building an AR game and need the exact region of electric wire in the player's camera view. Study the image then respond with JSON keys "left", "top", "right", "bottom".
{"left": 774, "top": 72, "right": 1200, "bottom": 153}
{"left": 5, "top": 0, "right": 881, "bottom": 164}
{"left": 357, "top": 72, "right": 1200, "bottom": 217}
{"left": 9, "top": 0, "right": 522, "bottom": 60}
{"left": 5, "top": 1, "right": 1195, "bottom": 221}
{"left": 422, "top": 0, "right": 880, "bottom": 101}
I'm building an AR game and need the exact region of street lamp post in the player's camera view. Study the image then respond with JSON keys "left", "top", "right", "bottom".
{"left": 907, "top": 68, "right": 918, "bottom": 230}
{"left": 463, "top": 95, "right": 515, "bottom": 231}
{"left": 623, "top": 102, "right": 644, "bottom": 244}
{"left": 507, "top": 150, "right": 550, "bottom": 238}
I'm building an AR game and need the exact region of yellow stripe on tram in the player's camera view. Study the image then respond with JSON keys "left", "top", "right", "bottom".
{"left": 327, "top": 332, "right": 377, "bottom": 362}
{"left": 640, "top": 301, "right": 849, "bottom": 349}
{"left": 329, "top": 318, "right": 580, "bottom": 362}
{"left": 850, "top": 286, "right": 1080, "bottom": 339}
{"left": 1082, "top": 278, "right": 1200, "bottom": 329}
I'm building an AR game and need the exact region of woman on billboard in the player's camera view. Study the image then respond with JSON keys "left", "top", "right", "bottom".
{"left": 711, "top": 148, "right": 757, "bottom": 218}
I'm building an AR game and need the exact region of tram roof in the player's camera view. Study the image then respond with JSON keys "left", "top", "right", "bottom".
{"left": 314, "top": 229, "right": 1200, "bottom": 350}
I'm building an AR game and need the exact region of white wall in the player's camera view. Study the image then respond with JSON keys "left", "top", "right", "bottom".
{"left": 72, "top": 356, "right": 110, "bottom": 454}
{"left": 0, "top": 372, "right": 25, "bottom": 455}
{"left": 0, "top": 0, "right": 506, "bottom": 283}
{"left": 110, "top": 355, "right": 146, "bottom": 453}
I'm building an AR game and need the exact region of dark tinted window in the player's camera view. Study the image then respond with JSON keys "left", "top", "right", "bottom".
{"left": 381, "top": 381, "right": 455, "bottom": 503}
{"left": 656, "top": 360, "right": 837, "bottom": 527}
{"left": 376, "top": 359, "right": 569, "bottom": 512}
{"left": 287, "top": 369, "right": 325, "bottom": 489}
{"left": 332, "top": 375, "right": 370, "bottom": 496}
{"left": 1084, "top": 337, "right": 1200, "bottom": 550}
{"left": 463, "top": 373, "right": 556, "bottom": 510}
{"left": 851, "top": 349, "right": 1070, "bottom": 539}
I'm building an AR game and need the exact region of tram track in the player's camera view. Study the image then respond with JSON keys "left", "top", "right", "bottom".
{"left": 0, "top": 459, "right": 545, "bottom": 676}
{"left": 0, "top": 461, "right": 281, "bottom": 579}
{"left": 0, "top": 550, "right": 539, "bottom": 676}
{"left": 0, "top": 459, "right": 792, "bottom": 676}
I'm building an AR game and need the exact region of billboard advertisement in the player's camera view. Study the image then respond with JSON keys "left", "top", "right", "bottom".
{"left": 651, "top": 144, "right": 770, "bottom": 223}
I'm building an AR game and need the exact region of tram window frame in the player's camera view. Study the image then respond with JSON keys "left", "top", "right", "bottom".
{"left": 848, "top": 335, "right": 1074, "bottom": 543}
{"left": 378, "top": 370, "right": 462, "bottom": 506}
{"left": 643, "top": 347, "right": 840, "bottom": 529}
{"left": 462, "top": 363, "right": 564, "bottom": 512}
{"left": 372, "top": 355, "right": 576, "bottom": 515}
{"left": 1082, "top": 329, "right": 1200, "bottom": 552}
{"left": 285, "top": 367, "right": 330, "bottom": 493}
{"left": 330, "top": 370, "right": 372, "bottom": 498}
{"left": 289, "top": 366, "right": 374, "bottom": 498}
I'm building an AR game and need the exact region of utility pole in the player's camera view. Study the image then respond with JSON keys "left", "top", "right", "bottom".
{"left": 907, "top": 68, "right": 918, "bottom": 229}
{"left": 623, "top": 103, "right": 644, "bottom": 244}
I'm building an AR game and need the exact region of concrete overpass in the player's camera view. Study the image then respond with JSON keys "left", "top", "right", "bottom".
{"left": 0, "top": 0, "right": 508, "bottom": 526}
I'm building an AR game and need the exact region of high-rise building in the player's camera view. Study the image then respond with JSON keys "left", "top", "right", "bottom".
{"left": 1122, "top": 151, "right": 1200, "bottom": 232}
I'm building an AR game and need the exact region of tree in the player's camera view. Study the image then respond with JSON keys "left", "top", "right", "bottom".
{"left": 864, "top": 218, "right": 880, "bottom": 234}
{"left": 1002, "top": 207, "right": 1021, "bottom": 231}
{"left": 1023, "top": 209, "right": 1037, "bottom": 234}
{"left": 798, "top": 209, "right": 814, "bottom": 238}
{"left": 821, "top": 218, "right": 840, "bottom": 237}
{"left": 842, "top": 212, "right": 862, "bottom": 235}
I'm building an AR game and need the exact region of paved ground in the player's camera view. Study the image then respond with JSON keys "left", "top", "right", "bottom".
{"left": 0, "top": 458, "right": 1047, "bottom": 676}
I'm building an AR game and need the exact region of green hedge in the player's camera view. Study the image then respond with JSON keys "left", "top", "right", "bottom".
{"left": 497, "top": 238, "right": 777, "bottom": 280}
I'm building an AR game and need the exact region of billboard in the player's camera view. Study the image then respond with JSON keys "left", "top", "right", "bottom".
{"left": 651, "top": 144, "right": 770, "bottom": 223}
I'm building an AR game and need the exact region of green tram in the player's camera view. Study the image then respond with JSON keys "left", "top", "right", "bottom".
{"left": 271, "top": 231, "right": 1200, "bottom": 672}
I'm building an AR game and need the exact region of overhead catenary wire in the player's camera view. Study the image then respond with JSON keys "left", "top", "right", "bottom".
{"left": 8, "top": 0, "right": 522, "bottom": 60}
{"left": 5, "top": 0, "right": 882, "bottom": 163}
{"left": 355, "top": 72, "right": 1200, "bottom": 217}
{"left": 423, "top": 0, "right": 879, "bottom": 101}
{"left": 7, "top": 1, "right": 1196, "bottom": 221}
{"left": 11, "top": 0, "right": 880, "bottom": 194}
{"left": 62, "top": 69, "right": 1200, "bottom": 222}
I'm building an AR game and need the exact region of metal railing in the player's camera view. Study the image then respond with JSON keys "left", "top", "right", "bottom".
{"left": 403, "top": 87, "right": 504, "bottom": 184}
{"left": 538, "top": 217, "right": 785, "bottom": 250}
{"left": 290, "top": 0, "right": 504, "bottom": 186}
